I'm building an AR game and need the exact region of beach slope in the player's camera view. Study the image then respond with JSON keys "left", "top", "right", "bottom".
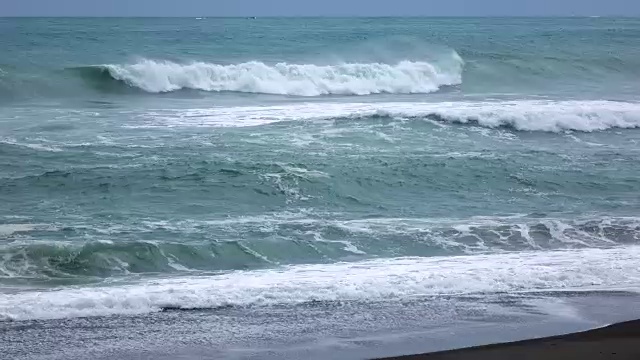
{"left": 380, "top": 320, "right": 640, "bottom": 360}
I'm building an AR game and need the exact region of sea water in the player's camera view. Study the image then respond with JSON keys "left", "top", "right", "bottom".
{"left": 2, "top": 17, "right": 640, "bottom": 359}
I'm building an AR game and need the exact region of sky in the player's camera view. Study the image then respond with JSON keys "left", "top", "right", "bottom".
{"left": 2, "top": 0, "right": 639, "bottom": 17}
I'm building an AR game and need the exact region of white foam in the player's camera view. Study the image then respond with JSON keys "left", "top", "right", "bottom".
{"left": 104, "top": 57, "right": 462, "bottom": 95}
{"left": 133, "top": 100, "right": 640, "bottom": 132}
{"left": 319, "top": 240, "right": 367, "bottom": 255}
{"left": 0, "top": 224, "right": 57, "bottom": 237}
{"left": 2, "top": 246, "right": 640, "bottom": 321}
{"left": 0, "top": 138, "right": 62, "bottom": 152}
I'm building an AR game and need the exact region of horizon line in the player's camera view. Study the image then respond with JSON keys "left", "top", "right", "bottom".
{"left": 1, "top": 15, "right": 639, "bottom": 18}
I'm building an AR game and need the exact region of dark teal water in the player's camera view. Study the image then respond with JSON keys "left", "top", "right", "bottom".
{"left": 1, "top": 18, "right": 640, "bottom": 321}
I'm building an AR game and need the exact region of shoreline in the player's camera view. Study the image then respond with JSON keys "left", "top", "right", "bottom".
{"left": 4, "top": 292, "right": 640, "bottom": 360}
{"left": 378, "top": 319, "right": 640, "bottom": 360}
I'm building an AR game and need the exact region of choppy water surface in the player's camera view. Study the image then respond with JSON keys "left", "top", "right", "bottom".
{"left": 1, "top": 18, "right": 640, "bottom": 325}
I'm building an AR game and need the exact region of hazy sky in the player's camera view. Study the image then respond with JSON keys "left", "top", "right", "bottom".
{"left": 2, "top": 0, "right": 639, "bottom": 17}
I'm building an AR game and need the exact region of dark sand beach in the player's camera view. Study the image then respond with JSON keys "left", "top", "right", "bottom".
{"left": 381, "top": 320, "right": 640, "bottom": 360}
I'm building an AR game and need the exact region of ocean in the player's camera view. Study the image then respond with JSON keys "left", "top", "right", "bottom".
{"left": 2, "top": 17, "right": 640, "bottom": 359}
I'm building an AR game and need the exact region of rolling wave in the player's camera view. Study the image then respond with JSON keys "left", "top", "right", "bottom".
{"left": 72, "top": 56, "right": 463, "bottom": 95}
{"left": 137, "top": 100, "right": 640, "bottom": 132}
{"left": 2, "top": 245, "right": 640, "bottom": 320}
{"left": 2, "top": 216, "right": 638, "bottom": 280}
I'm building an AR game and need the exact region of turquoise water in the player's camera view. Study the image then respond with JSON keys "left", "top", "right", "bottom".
{"left": 1, "top": 18, "right": 640, "bottom": 321}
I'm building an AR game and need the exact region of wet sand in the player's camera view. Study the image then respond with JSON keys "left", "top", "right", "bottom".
{"left": 379, "top": 320, "right": 640, "bottom": 360}
{"left": 5, "top": 293, "right": 640, "bottom": 360}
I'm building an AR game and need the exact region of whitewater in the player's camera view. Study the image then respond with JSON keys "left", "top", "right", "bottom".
{"left": 3, "top": 245, "right": 640, "bottom": 321}
{"left": 133, "top": 100, "right": 640, "bottom": 132}
{"left": 88, "top": 56, "right": 463, "bottom": 95}
{"left": 3, "top": 16, "right": 640, "bottom": 360}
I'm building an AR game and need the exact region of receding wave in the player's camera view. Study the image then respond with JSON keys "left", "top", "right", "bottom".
{"left": 71, "top": 56, "right": 463, "bottom": 96}
{"left": 136, "top": 100, "right": 640, "bottom": 132}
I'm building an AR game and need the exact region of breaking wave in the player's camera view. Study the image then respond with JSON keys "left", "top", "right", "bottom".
{"left": 2, "top": 216, "right": 639, "bottom": 280}
{"left": 2, "top": 245, "right": 640, "bottom": 321}
{"left": 136, "top": 100, "right": 640, "bottom": 132}
{"left": 72, "top": 56, "right": 463, "bottom": 96}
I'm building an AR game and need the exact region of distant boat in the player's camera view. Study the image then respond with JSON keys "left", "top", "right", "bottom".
{"left": 195, "top": 17, "right": 203, "bottom": 20}
{"left": 248, "top": 16, "right": 257, "bottom": 20}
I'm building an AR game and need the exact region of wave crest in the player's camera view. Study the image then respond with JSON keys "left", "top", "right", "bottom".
{"left": 2, "top": 245, "right": 640, "bottom": 320}
{"left": 136, "top": 100, "right": 640, "bottom": 132}
{"left": 1, "top": 216, "right": 638, "bottom": 280}
{"left": 80, "top": 56, "right": 463, "bottom": 96}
